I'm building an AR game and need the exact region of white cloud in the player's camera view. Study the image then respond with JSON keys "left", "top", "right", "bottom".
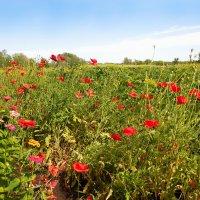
{"left": 153, "top": 25, "right": 200, "bottom": 35}
{"left": 73, "top": 27, "right": 200, "bottom": 62}
{"left": 4, "top": 25, "right": 200, "bottom": 63}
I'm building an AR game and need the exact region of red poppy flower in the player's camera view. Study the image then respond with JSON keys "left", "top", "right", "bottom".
{"left": 140, "top": 94, "right": 153, "bottom": 99}
{"left": 57, "top": 54, "right": 65, "bottom": 61}
{"left": 28, "top": 164, "right": 34, "bottom": 169}
{"left": 159, "top": 147, "right": 165, "bottom": 152}
{"left": 177, "top": 160, "right": 183, "bottom": 165}
{"left": 16, "top": 100, "right": 22, "bottom": 104}
{"left": 18, "top": 118, "right": 36, "bottom": 128}
{"left": 60, "top": 164, "right": 66, "bottom": 171}
{"left": 112, "top": 97, "right": 118, "bottom": 102}
{"left": 157, "top": 82, "right": 168, "bottom": 87}
{"left": 3, "top": 96, "right": 12, "bottom": 101}
{"left": 39, "top": 60, "right": 46, "bottom": 68}
{"left": 9, "top": 105, "right": 19, "bottom": 111}
{"left": 17, "top": 66, "right": 23, "bottom": 70}
{"left": 87, "top": 195, "right": 93, "bottom": 200}
{"left": 80, "top": 78, "right": 92, "bottom": 84}
{"left": 177, "top": 96, "right": 189, "bottom": 104}
{"left": 48, "top": 165, "right": 59, "bottom": 177}
{"left": 38, "top": 152, "right": 46, "bottom": 159}
{"left": 189, "top": 179, "right": 196, "bottom": 188}
{"left": 128, "top": 91, "right": 137, "bottom": 98}
{"left": 90, "top": 58, "right": 97, "bottom": 66}
{"left": 31, "top": 179, "right": 37, "bottom": 184}
{"left": 189, "top": 89, "right": 199, "bottom": 96}
{"left": 75, "top": 91, "right": 83, "bottom": 99}
{"left": 17, "top": 87, "right": 24, "bottom": 94}
{"left": 41, "top": 59, "right": 46, "bottom": 64}
{"left": 58, "top": 76, "right": 65, "bottom": 82}
{"left": 36, "top": 71, "right": 45, "bottom": 76}
{"left": 39, "top": 63, "right": 44, "bottom": 68}
{"left": 11, "top": 80, "right": 17, "bottom": 85}
{"left": 196, "top": 92, "right": 200, "bottom": 100}
{"left": 94, "top": 101, "right": 100, "bottom": 107}
{"left": 117, "top": 104, "right": 124, "bottom": 110}
{"left": 127, "top": 82, "right": 133, "bottom": 87}
{"left": 86, "top": 89, "right": 94, "bottom": 97}
{"left": 172, "top": 143, "right": 179, "bottom": 150}
{"left": 50, "top": 54, "right": 58, "bottom": 62}
{"left": 22, "top": 84, "right": 31, "bottom": 89}
{"left": 20, "top": 71, "right": 25, "bottom": 76}
{"left": 72, "top": 162, "right": 89, "bottom": 172}
{"left": 111, "top": 134, "right": 122, "bottom": 141}
{"left": 41, "top": 176, "right": 49, "bottom": 182}
{"left": 146, "top": 104, "right": 154, "bottom": 111}
{"left": 30, "top": 85, "right": 37, "bottom": 89}
{"left": 11, "top": 61, "right": 17, "bottom": 66}
{"left": 130, "top": 106, "right": 135, "bottom": 111}
{"left": 169, "top": 83, "right": 181, "bottom": 93}
{"left": 123, "top": 127, "right": 137, "bottom": 136}
{"left": 46, "top": 180, "right": 58, "bottom": 188}
{"left": 144, "top": 120, "right": 159, "bottom": 128}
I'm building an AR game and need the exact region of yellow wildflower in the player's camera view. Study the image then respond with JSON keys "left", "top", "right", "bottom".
{"left": 28, "top": 139, "right": 40, "bottom": 147}
{"left": 144, "top": 78, "right": 157, "bottom": 87}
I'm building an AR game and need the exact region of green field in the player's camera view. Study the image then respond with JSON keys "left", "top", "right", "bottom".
{"left": 0, "top": 63, "right": 199, "bottom": 200}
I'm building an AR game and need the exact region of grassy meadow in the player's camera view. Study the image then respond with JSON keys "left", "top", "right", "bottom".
{"left": 0, "top": 62, "right": 199, "bottom": 200}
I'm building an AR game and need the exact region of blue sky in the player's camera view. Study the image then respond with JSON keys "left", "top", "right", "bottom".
{"left": 1, "top": 0, "right": 200, "bottom": 62}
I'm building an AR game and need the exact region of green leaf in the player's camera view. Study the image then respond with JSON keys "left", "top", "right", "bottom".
{"left": 21, "top": 174, "right": 36, "bottom": 183}
{"left": 22, "top": 192, "right": 33, "bottom": 200}
{"left": 41, "top": 190, "right": 47, "bottom": 200}
{"left": 45, "top": 134, "right": 51, "bottom": 148}
{"left": 125, "top": 192, "right": 130, "bottom": 200}
{"left": 6, "top": 178, "right": 20, "bottom": 192}
{"left": 0, "top": 162, "right": 5, "bottom": 169}
{"left": 0, "top": 187, "right": 5, "bottom": 193}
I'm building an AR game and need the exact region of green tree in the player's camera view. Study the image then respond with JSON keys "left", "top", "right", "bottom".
{"left": 173, "top": 57, "right": 179, "bottom": 65}
{"left": 133, "top": 59, "right": 143, "bottom": 65}
{"left": 144, "top": 59, "right": 151, "bottom": 64}
{"left": 12, "top": 53, "right": 29, "bottom": 66}
{"left": 0, "top": 49, "right": 12, "bottom": 67}
{"left": 123, "top": 57, "right": 132, "bottom": 64}
{"left": 59, "top": 52, "right": 86, "bottom": 67}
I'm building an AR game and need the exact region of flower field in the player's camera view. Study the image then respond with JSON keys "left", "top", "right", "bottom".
{"left": 0, "top": 60, "right": 199, "bottom": 200}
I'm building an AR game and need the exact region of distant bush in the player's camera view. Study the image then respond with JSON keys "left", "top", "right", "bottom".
{"left": 58, "top": 52, "right": 86, "bottom": 67}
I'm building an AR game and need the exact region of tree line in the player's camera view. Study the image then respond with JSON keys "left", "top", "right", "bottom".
{"left": 1, "top": 49, "right": 200, "bottom": 67}
{"left": 123, "top": 52, "right": 200, "bottom": 65}
{"left": 0, "top": 50, "right": 86, "bottom": 67}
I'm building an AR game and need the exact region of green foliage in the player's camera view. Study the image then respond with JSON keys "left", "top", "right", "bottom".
{"left": 0, "top": 50, "right": 12, "bottom": 67}
{"left": 59, "top": 52, "right": 86, "bottom": 67}
{"left": 123, "top": 57, "right": 132, "bottom": 64}
{"left": 0, "top": 63, "right": 199, "bottom": 199}
{"left": 0, "top": 130, "right": 35, "bottom": 199}
{"left": 173, "top": 58, "right": 179, "bottom": 64}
